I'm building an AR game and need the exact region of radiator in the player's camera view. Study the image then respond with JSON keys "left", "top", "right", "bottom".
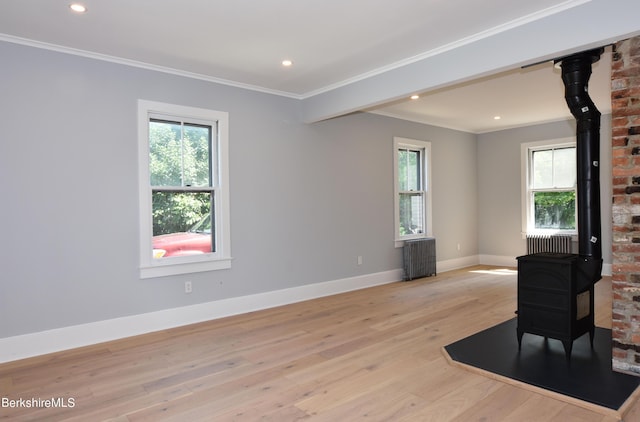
{"left": 403, "top": 237, "right": 436, "bottom": 281}
{"left": 526, "top": 234, "right": 573, "bottom": 254}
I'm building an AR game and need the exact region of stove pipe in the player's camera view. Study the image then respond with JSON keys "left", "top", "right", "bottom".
{"left": 555, "top": 48, "right": 604, "bottom": 285}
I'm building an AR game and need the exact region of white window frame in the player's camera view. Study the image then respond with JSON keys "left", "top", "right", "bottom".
{"left": 393, "top": 137, "right": 432, "bottom": 247}
{"left": 521, "top": 137, "right": 577, "bottom": 237}
{"left": 138, "top": 100, "right": 231, "bottom": 278}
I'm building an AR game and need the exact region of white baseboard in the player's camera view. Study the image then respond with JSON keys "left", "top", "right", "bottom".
{"left": 0, "top": 257, "right": 612, "bottom": 364}
{"left": 437, "top": 255, "right": 480, "bottom": 273}
{"left": 480, "top": 254, "right": 613, "bottom": 277}
{"left": 479, "top": 254, "right": 518, "bottom": 268}
{"left": 0, "top": 269, "right": 403, "bottom": 364}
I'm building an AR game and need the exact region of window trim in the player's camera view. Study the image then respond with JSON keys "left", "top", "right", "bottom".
{"left": 138, "top": 100, "right": 231, "bottom": 278}
{"left": 521, "top": 137, "right": 577, "bottom": 237}
{"left": 393, "top": 137, "right": 432, "bottom": 247}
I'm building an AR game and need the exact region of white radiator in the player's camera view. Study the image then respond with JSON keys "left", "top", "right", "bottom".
{"left": 403, "top": 238, "right": 436, "bottom": 280}
{"left": 526, "top": 234, "right": 573, "bottom": 254}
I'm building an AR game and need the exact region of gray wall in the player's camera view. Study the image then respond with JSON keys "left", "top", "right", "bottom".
{"left": 477, "top": 117, "right": 613, "bottom": 266}
{"left": 0, "top": 41, "right": 478, "bottom": 338}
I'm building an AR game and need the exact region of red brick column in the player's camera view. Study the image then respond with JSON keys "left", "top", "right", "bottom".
{"left": 611, "top": 36, "right": 640, "bottom": 376}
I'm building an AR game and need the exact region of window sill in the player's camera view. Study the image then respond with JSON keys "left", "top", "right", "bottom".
{"left": 521, "top": 231, "right": 578, "bottom": 241}
{"left": 395, "top": 235, "right": 431, "bottom": 248}
{"left": 140, "top": 256, "right": 232, "bottom": 279}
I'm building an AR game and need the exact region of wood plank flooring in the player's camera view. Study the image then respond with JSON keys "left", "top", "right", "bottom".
{"left": 0, "top": 266, "right": 637, "bottom": 421}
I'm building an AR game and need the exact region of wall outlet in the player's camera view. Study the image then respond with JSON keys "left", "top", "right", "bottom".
{"left": 457, "top": 243, "right": 461, "bottom": 251}
{"left": 184, "top": 281, "right": 192, "bottom": 294}
{"left": 357, "top": 255, "right": 363, "bottom": 265}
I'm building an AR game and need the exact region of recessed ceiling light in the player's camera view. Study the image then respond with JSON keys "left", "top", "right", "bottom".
{"left": 69, "top": 3, "right": 87, "bottom": 13}
{"left": 281, "top": 60, "right": 293, "bottom": 67}
{"left": 494, "top": 116, "right": 502, "bottom": 120}
{"left": 410, "top": 95, "right": 420, "bottom": 100}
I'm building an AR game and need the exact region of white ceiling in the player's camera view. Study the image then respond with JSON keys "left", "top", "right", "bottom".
{"left": 370, "top": 50, "right": 612, "bottom": 133}
{"left": 0, "top": 0, "right": 627, "bottom": 133}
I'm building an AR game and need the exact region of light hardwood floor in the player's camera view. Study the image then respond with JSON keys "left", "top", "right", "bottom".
{"left": 1, "top": 266, "right": 638, "bottom": 421}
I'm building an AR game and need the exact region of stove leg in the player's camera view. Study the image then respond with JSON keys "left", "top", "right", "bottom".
{"left": 562, "top": 340, "right": 573, "bottom": 360}
{"left": 517, "top": 329, "right": 523, "bottom": 350}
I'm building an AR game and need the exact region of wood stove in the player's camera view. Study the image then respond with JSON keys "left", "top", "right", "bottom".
{"left": 517, "top": 48, "right": 603, "bottom": 359}
{"left": 517, "top": 253, "right": 594, "bottom": 359}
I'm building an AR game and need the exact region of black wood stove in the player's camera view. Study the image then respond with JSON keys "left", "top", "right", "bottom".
{"left": 517, "top": 48, "right": 604, "bottom": 359}
{"left": 517, "top": 253, "right": 596, "bottom": 359}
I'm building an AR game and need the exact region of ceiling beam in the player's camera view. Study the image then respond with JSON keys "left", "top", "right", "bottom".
{"left": 300, "top": 0, "right": 640, "bottom": 124}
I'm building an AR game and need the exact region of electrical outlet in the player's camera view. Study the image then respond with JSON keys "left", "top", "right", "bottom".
{"left": 357, "top": 256, "right": 363, "bottom": 265}
{"left": 184, "top": 281, "right": 192, "bottom": 294}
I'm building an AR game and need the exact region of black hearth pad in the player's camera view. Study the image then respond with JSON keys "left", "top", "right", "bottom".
{"left": 444, "top": 318, "right": 639, "bottom": 410}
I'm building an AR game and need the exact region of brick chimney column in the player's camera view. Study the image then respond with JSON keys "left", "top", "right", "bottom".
{"left": 611, "top": 36, "right": 640, "bottom": 376}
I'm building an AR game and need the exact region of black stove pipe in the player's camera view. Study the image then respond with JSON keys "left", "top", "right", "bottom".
{"left": 555, "top": 48, "right": 604, "bottom": 285}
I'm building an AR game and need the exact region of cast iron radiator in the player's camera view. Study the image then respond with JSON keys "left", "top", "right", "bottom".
{"left": 526, "top": 234, "right": 572, "bottom": 254}
{"left": 403, "top": 237, "right": 436, "bottom": 280}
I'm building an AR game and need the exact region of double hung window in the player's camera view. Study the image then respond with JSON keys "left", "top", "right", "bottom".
{"left": 522, "top": 139, "right": 576, "bottom": 234}
{"left": 394, "top": 137, "right": 432, "bottom": 244}
{"left": 138, "top": 100, "right": 231, "bottom": 278}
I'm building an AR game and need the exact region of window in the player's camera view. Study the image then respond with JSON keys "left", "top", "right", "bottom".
{"left": 138, "top": 100, "right": 231, "bottom": 278}
{"left": 393, "top": 137, "right": 432, "bottom": 245}
{"left": 522, "top": 138, "right": 576, "bottom": 235}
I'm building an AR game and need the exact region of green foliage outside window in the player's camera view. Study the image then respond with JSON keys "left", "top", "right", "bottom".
{"left": 152, "top": 192, "right": 211, "bottom": 236}
{"left": 398, "top": 149, "right": 423, "bottom": 236}
{"left": 534, "top": 191, "right": 575, "bottom": 230}
{"left": 149, "top": 120, "right": 212, "bottom": 236}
